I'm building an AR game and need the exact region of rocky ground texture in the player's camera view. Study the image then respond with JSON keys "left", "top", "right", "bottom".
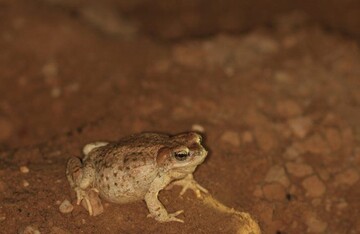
{"left": 0, "top": 1, "right": 360, "bottom": 233}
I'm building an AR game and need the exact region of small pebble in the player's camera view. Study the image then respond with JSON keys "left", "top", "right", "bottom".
{"left": 274, "top": 71, "right": 292, "bottom": 83}
{"left": 302, "top": 134, "right": 330, "bottom": 155}
{"left": 191, "top": 124, "right": 205, "bottom": 133}
{"left": 334, "top": 168, "right": 359, "bottom": 186}
{"left": 0, "top": 212, "right": 5, "bottom": 222}
{"left": 265, "top": 165, "right": 290, "bottom": 187}
{"left": 224, "top": 66, "right": 235, "bottom": 77}
{"left": 305, "top": 212, "right": 328, "bottom": 233}
{"left": 66, "top": 83, "right": 80, "bottom": 93}
{"left": 324, "top": 128, "right": 342, "bottom": 151}
{"left": 302, "top": 175, "right": 326, "bottom": 197}
{"left": 42, "top": 61, "right": 58, "bottom": 79}
{"left": 59, "top": 199, "right": 74, "bottom": 214}
{"left": 21, "top": 225, "right": 41, "bottom": 234}
{"left": 220, "top": 130, "right": 240, "bottom": 147}
{"left": 51, "top": 87, "right": 61, "bottom": 98}
{"left": 20, "top": 166, "right": 30, "bottom": 174}
{"left": 283, "top": 144, "right": 301, "bottom": 160}
{"left": 23, "top": 180, "right": 29, "bottom": 187}
{"left": 288, "top": 116, "right": 313, "bottom": 139}
{"left": 285, "top": 162, "right": 314, "bottom": 178}
{"left": 254, "top": 127, "right": 278, "bottom": 152}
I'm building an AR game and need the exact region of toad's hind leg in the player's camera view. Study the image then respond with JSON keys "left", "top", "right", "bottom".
{"left": 66, "top": 157, "right": 83, "bottom": 189}
{"left": 66, "top": 157, "right": 103, "bottom": 216}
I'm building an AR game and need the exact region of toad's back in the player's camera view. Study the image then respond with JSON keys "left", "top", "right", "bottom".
{"left": 86, "top": 133, "right": 170, "bottom": 203}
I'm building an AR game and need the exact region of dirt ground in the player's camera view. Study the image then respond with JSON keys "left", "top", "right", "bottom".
{"left": 0, "top": 1, "right": 360, "bottom": 233}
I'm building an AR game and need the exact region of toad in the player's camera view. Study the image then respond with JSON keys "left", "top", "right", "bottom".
{"left": 66, "top": 132, "right": 208, "bottom": 222}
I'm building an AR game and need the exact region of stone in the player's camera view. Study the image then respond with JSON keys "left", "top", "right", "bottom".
{"left": 305, "top": 212, "right": 328, "bottom": 233}
{"left": 23, "top": 180, "right": 29, "bottom": 187}
{"left": 285, "top": 162, "right": 313, "bottom": 178}
{"left": 220, "top": 130, "right": 240, "bottom": 147}
{"left": 20, "top": 166, "right": 30, "bottom": 174}
{"left": 21, "top": 225, "right": 41, "bottom": 234}
{"left": 51, "top": 87, "right": 61, "bottom": 98}
{"left": 59, "top": 200, "right": 74, "bottom": 214}
{"left": 262, "top": 183, "right": 286, "bottom": 201}
{"left": 325, "top": 128, "right": 342, "bottom": 151}
{"left": 334, "top": 168, "right": 359, "bottom": 187}
{"left": 0, "top": 210, "right": 5, "bottom": 222}
{"left": 276, "top": 100, "right": 302, "bottom": 118}
{"left": 254, "top": 127, "right": 278, "bottom": 152}
{"left": 288, "top": 117, "right": 313, "bottom": 139}
{"left": 302, "top": 134, "right": 330, "bottom": 155}
{"left": 302, "top": 175, "right": 326, "bottom": 197}
{"left": 274, "top": 71, "right": 292, "bottom": 83}
{"left": 42, "top": 61, "right": 58, "bottom": 79}
{"left": 283, "top": 144, "right": 302, "bottom": 160}
{"left": 265, "top": 165, "right": 290, "bottom": 187}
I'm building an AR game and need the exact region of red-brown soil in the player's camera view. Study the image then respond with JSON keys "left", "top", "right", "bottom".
{"left": 0, "top": 1, "right": 360, "bottom": 233}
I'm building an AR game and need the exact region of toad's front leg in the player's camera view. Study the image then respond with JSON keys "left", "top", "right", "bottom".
{"left": 170, "top": 174, "right": 208, "bottom": 198}
{"left": 145, "top": 175, "right": 184, "bottom": 223}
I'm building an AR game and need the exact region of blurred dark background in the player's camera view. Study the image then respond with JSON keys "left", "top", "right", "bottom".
{"left": 42, "top": 0, "right": 360, "bottom": 40}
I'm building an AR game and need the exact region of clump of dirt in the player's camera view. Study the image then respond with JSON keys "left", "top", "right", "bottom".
{"left": 1, "top": 1, "right": 360, "bottom": 233}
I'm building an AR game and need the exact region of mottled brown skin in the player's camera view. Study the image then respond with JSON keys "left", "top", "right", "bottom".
{"left": 66, "top": 132, "right": 208, "bottom": 222}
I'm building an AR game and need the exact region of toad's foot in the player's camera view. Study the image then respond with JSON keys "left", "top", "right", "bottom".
{"left": 147, "top": 210, "right": 184, "bottom": 223}
{"left": 75, "top": 187, "right": 104, "bottom": 216}
{"left": 170, "top": 174, "right": 208, "bottom": 198}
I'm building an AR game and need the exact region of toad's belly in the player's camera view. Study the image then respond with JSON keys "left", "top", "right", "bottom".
{"left": 95, "top": 165, "right": 158, "bottom": 204}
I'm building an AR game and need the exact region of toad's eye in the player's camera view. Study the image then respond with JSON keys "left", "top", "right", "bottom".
{"left": 174, "top": 150, "right": 190, "bottom": 161}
